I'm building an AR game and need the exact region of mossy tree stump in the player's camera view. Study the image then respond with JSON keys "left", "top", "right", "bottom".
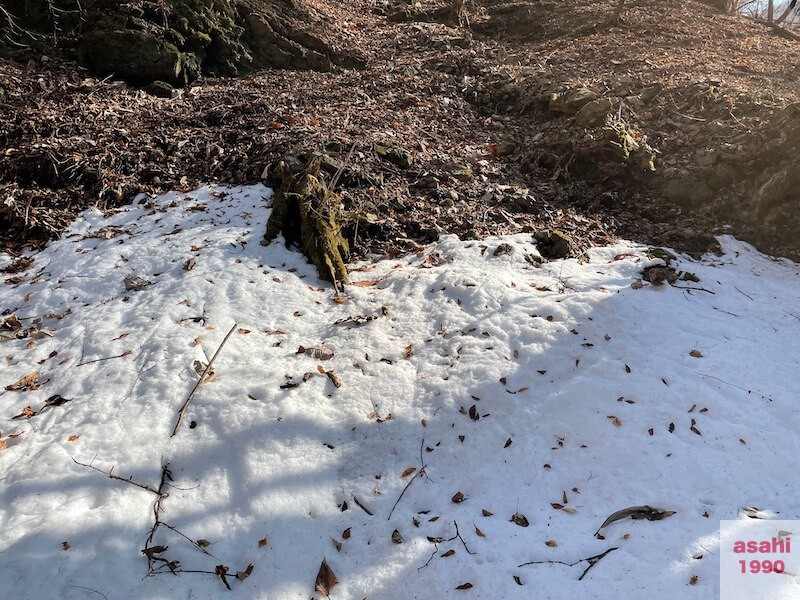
{"left": 263, "top": 157, "right": 350, "bottom": 289}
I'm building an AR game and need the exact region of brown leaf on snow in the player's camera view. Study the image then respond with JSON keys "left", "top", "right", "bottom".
{"left": 403, "top": 344, "right": 414, "bottom": 359}
{"left": 12, "top": 406, "right": 37, "bottom": 419}
{"left": 689, "top": 349, "right": 704, "bottom": 358}
{"left": 482, "top": 509, "right": 493, "bottom": 517}
{"left": 238, "top": 328, "right": 251, "bottom": 335}
{"left": 0, "top": 440, "right": 7, "bottom": 451}
{"left": 332, "top": 538, "right": 342, "bottom": 552}
{"left": 141, "top": 545, "right": 168, "bottom": 560}
{"left": 196, "top": 539, "right": 211, "bottom": 548}
{"left": 510, "top": 513, "right": 530, "bottom": 527}
{"left": 475, "top": 525, "right": 485, "bottom": 537}
{"left": 258, "top": 537, "right": 268, "bottom": 548}
{"left": 67, "top": 435, "right": 79, "bottom": 442}
{"left": 325, "top": 370, "right": 342, "bottom": 389}
{"left": 5, "top": 372, "right": 40, "bottom": 391}
{"left": 689, "top": 575, "right": 698, "bottom": 585}
{"left": 314, "top": 559, "right": 338, "bottom": 596}
{"left": 551, "top": 503, "right": 564, "bottom": 510}
{"left": 442, "top": 549, "right": 456, "bottom": 557}
{"left": 297, "top": 345, "right": 334, "bottom": 360}
{"left": 468, "top": 405, "right": 479, "bottom": 421}
{"left": 235, "top": 564, "right": 254, "bottom": 581}
{"left": 455, "top": 583, "right": 473, "bottom": 590}
{"left": 504, "top": 438, "right": 512, "bottom": 448}
{"left": 545, "top": 540, "right": 558, "bottom": 547}
{"left": 401, "top": 467, "right": 417, "bottom": 478}
{"left": 342, "top": 528, "right": 351, "bottom": 540}
{"left": 451, "top": 491, "right": 466, "bottom": 503}
{"left": 62, "top": 541, "right": 70, "bottom": 551}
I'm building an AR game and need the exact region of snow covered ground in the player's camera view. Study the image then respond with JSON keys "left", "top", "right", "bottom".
{"left": 1, "top": 184, "right": 799, "bottom": 599}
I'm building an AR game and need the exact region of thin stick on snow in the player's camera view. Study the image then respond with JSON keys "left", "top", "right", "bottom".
{"left": 72, "top": 457, "right": 165, "bottom": 496}
{"left": 518, "top": 546, "right": 619, "bottom": 581}
{"left": 171, "top": 323, "right": 237, "bottom": 437}
{"left": 77, "top": 349, "right": 133, "bottom": 367}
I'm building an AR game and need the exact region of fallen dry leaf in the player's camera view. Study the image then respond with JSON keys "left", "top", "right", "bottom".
{"left": 401, "top": 467, "right": 416, "bottom": 478}
{"left": 5, "top": 371, "right": 40, "bottom": 391}
{"left": 689, "top": 349, "right": 704, "bottom": 358}
{"left": 545, "top": 540, "right": 558, "bottom": 547}
{"left": 314, "top": 559, "right": 338, "bottom": 596}
{"left": 455, "top": 583, "right": 473, "bottom": 590}
{"left": 258, "top": 537, "right": 268, "bottom": 548}
{"left": 236, "top": 564, "right": 254, "bottom": 581}
{"left": 67, "top": 435, "right": 79, "bottom": 442}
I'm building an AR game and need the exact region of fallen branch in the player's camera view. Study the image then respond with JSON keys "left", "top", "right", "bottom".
{"left": 388, "top": 438, "right": 430, "bottom": 520}
{"left": 388, "top": 466, "right": 426, "bottom": 520}
{"left": 353, "top": 496, "right": 374, "bottom": 516}
{"left": 171, "top": 323, "right": 237, "bottom": 436}
{"left": 518, "top": 546, "right": 619, "bottom": 581}
{"left": 72, "top": 457, "right": 165, "bottom": 496}
{"left": 77, "top": 349, "right": 133, "bottom": 367}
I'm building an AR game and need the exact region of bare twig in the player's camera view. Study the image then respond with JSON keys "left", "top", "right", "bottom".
{"left": 353, "top": 496, "right": 374, "bottom": 516}
{"left": 171, "top": 323, "right": 237, "bottom": 436}
{"left": 388, "top": 466, "right": 426, "bottom": 520}
{"left": 451, "top": 521, "right": 475, "bottom": 555}
{"left": 77, "top": 349, "right": 133, "bottom": 367}
{"left": 518, "top": 546, "right": 619, "bottom": 581}
{"left": 72, "top": 457, "right": 164, "bottom": 496}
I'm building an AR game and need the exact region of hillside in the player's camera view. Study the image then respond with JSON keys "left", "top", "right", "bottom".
{"left": 1, "top": 0, "right": 799, "bottom": 261}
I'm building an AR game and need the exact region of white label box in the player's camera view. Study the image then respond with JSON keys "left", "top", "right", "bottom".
{"left": 720, "top": 519, "right": 800, "bottom": 599}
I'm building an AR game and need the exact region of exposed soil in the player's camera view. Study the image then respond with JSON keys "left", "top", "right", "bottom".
{"left": 1, "top": 0, "right": 799, "bottom": 260}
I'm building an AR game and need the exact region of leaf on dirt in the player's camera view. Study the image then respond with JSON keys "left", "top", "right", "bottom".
{"left": 442, "top": 549, "right": 456, "bottom": 557}
{"left": 235, "top": 564, "right": 254, "bottom": 581}
{"left": 297, "top": 345, "right": 334, "bottom": 360}
{"left": 258, "top": 537, "right": 268, "bottom": 548}
{"left": 455, "top": 583, "right": 473, "bottom": 590}
{"left": 468, "top": 405, "right": 479, "bottom": 421}
{"left": 401, "top": 467, "right": 417, "bottom": 478}
{"left": 314, "top": 559, "right": 338, "bottom": 596}
{"left": 596, "top": 505, "right": 676, "bottom": 535}
{"left": 67, "top": 435, "right": 79, "bottom": 442}
{"left": 510, "top": 513, "right": 530, "bottom": 527}
{"left": 6, "top": 372, "right": 40, "bottom": 391}
{"left": 689, "top": 349, "right": 704, "bottom": 358}
{"left": 403, "top": 344, "right": 414, "bottom": 359}
{"left": 392, "top": 529, "right": 404, "bottom": 544}
{"left": 475, "top": 525, "right": 485, "bottom": 537}
{"left": 452, "top": 491, "right": 466, "bottom": 503}
{"left": 545, "top": 540, "right": 558, "bottom": 547}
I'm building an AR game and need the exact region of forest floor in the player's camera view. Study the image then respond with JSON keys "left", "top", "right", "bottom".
{"left": 1, "top": 0, "right": 799, "bottom": 260}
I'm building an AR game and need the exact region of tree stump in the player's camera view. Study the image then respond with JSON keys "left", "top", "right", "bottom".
{"left": 263, "top": 157, "right": 350, "bottom": 289}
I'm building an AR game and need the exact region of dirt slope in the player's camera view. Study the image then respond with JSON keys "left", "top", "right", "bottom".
{"left": 1, "top": 0, "right": 798, "bottom": 259}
